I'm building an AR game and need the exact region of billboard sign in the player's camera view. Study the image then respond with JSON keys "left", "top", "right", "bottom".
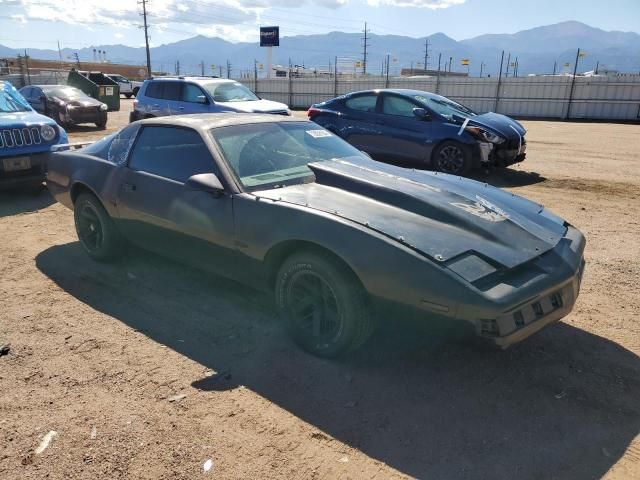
{"left": 260, "top": 26, "right": 279, "bottom": 47}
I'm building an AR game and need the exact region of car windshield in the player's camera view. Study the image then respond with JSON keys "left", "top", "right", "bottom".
{"left": 211, "top": 122, "right": 365, "bottom": 190}
{"left": 414, "top": 94, "right": 476, "bottom": 119}
{"left": 0, "top": 83, "right": 32, "bottom": 113}
{"left": 42, "top": 86, "right": 88, "bottom": 100}
{"left": 203, "top": 82, "right": 259, "bottom": 102}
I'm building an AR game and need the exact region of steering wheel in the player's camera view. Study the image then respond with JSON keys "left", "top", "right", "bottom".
{"left": 238, "top": 135, "right": 278, "bottom": 177}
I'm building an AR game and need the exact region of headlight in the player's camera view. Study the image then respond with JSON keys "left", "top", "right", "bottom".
{"left": 100, "top": 104, "right": 108, "bottom": 111}
{"left": 40, "top": 124, "right": 57, "bottom": 142}
{"left": 465, "top": 126, "right": 505, "bottom": 144}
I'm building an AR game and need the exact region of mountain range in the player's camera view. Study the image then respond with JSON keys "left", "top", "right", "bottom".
{"left": 1, "top": 21, "right": 639, "bottom": 77}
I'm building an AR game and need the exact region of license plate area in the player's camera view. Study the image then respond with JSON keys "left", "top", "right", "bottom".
{"left": 3, "top": 156, "right": 31, "bottom": 171}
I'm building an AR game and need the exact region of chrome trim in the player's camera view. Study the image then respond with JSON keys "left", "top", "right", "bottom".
{"left": 0, "top": 126, "right": 44, "bottom": 149}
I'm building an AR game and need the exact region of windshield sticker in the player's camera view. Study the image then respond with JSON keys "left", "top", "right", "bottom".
{"left": 306, "top": 129, "right": 332, "bottom": 138}
{"left": 451, "top": 195, "right": 509, "bottom": 222}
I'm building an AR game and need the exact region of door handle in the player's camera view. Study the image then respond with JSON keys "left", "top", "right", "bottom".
{"left": 178, "top": 106, "right": 185, "bottom": 110}
{"left": 122, "top": 182, "right": 136, "bottom": 192}
{"left": 152, "top": 104, "right": 160, "bottom": 108}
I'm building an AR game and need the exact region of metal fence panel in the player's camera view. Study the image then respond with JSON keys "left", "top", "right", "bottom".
{"left": 237, "top": 74, "right": 640, "bottom": 120}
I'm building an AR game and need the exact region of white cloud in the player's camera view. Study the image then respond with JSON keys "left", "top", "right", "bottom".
{"left": 114, "top": 32, "right": 124, "bottom": 39}
{"left": 366, "top": 0, "right": 464, "bottom": 8}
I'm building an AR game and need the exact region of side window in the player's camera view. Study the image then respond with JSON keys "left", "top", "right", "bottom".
{"left": 107, "top": 124, "right": 141, "bottom": 165}
{"left": 345, "top": 94, "right": 377, "bottom": 112}
{"left": 183, "top": 84, "right": 206, "bottom": 103}
{"left": 128, "top": 126, "right": 217, "bottom": 183}
{"left": 161, "top": 82, "right": 182, "bottom": 101}
{"left": 381, "top": 95, "right": 418, "bottom": 117}
{"left": 145, "top": 82, "right": 162, "bottom": 99}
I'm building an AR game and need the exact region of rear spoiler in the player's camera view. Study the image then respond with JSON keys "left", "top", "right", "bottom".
{"left": 51, "top": 141, "right": 95, "bottom": 152}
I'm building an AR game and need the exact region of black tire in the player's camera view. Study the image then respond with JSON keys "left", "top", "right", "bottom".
{"left": 124, "top": 93, "right": 133, "bottom": 99}
{"left": 432, "top": 140, "right": 472, "bottom": 176}
{"left": 132, "top": 87, "right": 140, "bottom": 97}
{"left": 275, "top": 252, "right": 373, "bottom": 358}
{"left": 95, "top": 120, "right": 107, "bottom": 129}
{"left": 73, "top": 192, "right": 123, "bottom": 261}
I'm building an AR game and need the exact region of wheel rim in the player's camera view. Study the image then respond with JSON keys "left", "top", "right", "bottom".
{"left": 438, "top": 145, "right": 464, "bottom": 174}
{"left": 77, "top": 203, "right": 104, "bottom": 253}
{"left": 286, "top": 271, "right": 342, "bottom": 346}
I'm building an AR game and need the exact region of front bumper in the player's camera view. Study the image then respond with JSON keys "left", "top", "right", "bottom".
{"left": 0, "top": 153, "right": 47, "bottom": 189}
{"left": 471, "top": 226, "right": 585, "bottom": 347}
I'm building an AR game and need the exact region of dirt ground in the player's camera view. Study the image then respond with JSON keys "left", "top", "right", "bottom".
{"left": 1, "top": 99, "right": 639, "bottom": 479}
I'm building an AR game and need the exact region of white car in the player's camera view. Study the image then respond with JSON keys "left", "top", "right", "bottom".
{"left": 106, "top": 74, "right": 143, "bottom": 98}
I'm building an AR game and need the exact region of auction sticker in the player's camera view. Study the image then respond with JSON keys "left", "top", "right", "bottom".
{"left": 306, "top": 129, "right": 332, "bottom": 138}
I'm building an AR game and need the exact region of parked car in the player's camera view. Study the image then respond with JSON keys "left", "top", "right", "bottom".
{"left": 105, "top": 74, "right": 143, "bottom": 99}
{"left": 308, "top": 89, "right": 527, "bottom": 176}
{"left": 46, "top": 114, "right": 585, "bottom": 357}
{"left": 20, "top": 85, "right": 108, "bottom": 129}
{"left": 130, "top": 76, "right": 289, "bottom": 122}
{"left": 1, "top": 81, "right": 68, "bottom": 189}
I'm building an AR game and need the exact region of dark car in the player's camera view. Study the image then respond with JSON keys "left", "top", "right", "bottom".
{"left": 308, "top": 89, "right": 527, "bottom": 176}
{"left": 20, "top": 85, "right": 108, "bottom": 129}
{"left": 46, "top": 114, "right": 584, "bottom": 357}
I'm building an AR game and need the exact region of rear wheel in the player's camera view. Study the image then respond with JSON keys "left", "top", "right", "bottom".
{"left": 432, "top": 140, "right": 472, "bottom": 176}
{"left": 275, "top": 252, "right": 373, "bottom": 358}
{"left": 132, "top": 87, "right": 140, "bottom": 97}
{"left": 124, "top": 93, "right": 133, "bottom": 99}
{"left": 74, "top": 192, "right": 123, "bottom": 261}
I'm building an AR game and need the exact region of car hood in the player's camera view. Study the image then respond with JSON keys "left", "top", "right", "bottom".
{"left": 59, "top": 97, "right": 103, "bottom": 108}
{"left": 254, "top": 157, "right": 567, "bottom": 269}
{"left": 465, "top": 112, "right": 526, "bottom": 139}
{"left": 0, "top": 110, "right": 58, "bottom": 128}
{"left": 217, "top": 99, "right": 288, "bottom": 114}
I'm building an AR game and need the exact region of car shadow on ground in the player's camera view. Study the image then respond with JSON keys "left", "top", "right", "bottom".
{"left": 64, "top": 124, "right": 107, "bottom": 133}
{"left": 36, "top": 242, "right": 640, "bottom": 480}
{"left": 0, "top": 186, "right": 53, "bottom": 218}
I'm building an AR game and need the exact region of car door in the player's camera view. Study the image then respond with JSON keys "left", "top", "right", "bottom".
{"left": 377, "top": 92, "right": 434, "bottom": 163}
{"left": 142, "top": 82, "right": 166, "bottom": 117}
{"left": 179, "top": 83, "right": 210, "bottom": 114}
{"left": 115, "top": 125, "right": 238, "bottom": 275}
{"left": 29, "top": 87, "right": 49, "bottom": 115}
{"left": 338, "top": 92, "right": 386, "bottom": 157}
{"left": 161, "top": 82, "right": 184, "bottom": 116}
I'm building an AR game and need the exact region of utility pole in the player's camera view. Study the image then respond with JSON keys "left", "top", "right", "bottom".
{"left": 23, "top": 50, "right": 31, "bottom": 85}
{"left": 200, "top": 60, "right": 204, "bottom": 76}
{"left": 176, "top": 60, "right": 180, "bottom": 75}
{"left": 139, "top": 0, "right": 152, "bottom": 78}
{"left": 479, "top": 61, "right": 485, "bottom": 77}
{"left": 566, "top": 47, "right": 582, "bottom": 119}
{"left": 385, "top": 53, "right": 390, "bottom": 88}
{"left": 505, "top": 52, "right": 511, "bottom": 77}
{"left": 448, "top": 56, "right": 452, "bottom": 72}
{"left": 514, "top": 56, "right": 518, "bottom": 77}
{"left": 226, "top": 60, "right": 231, "bottom": 79}
{"left": 423, "top": 38, "right": 429, "bottom": 71}
{"left": 553, "top": 60, "right": 557, "bottom": 75}
{"left": 73, "top": 52, "right": 80, "bottom": 69}
{"left": 361, "top": 22, "right": 370, "bottom": 75}
{"left": 595, "top": 60, "right": 599, "bottom": 75}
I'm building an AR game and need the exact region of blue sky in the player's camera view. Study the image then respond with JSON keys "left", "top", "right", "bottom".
{"left": 0, "top": 0, "right": 638, "bottom": 50}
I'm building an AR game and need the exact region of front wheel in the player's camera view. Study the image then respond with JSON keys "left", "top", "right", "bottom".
{"left": 74, "top": 192, "right": 123, "bottom": 261}
{"left": 95, "top": 120, "right": 107, "bottom": 129}
{"left": 432, "top": 140, "right": 472, "bottom": 176}
{"left": 275, "top": 252, "right": 374, "bottom": 358}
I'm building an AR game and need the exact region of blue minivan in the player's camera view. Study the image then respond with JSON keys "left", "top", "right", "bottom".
{"left": 1, "top": 81, "right": 69, "bottom": 189}
{"left": 130, "top": 76, "right": 290, "bottom": 122}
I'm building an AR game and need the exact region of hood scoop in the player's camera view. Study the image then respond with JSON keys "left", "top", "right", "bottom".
{"left": 298, "top": 159, "right": 566, "bottom": 268}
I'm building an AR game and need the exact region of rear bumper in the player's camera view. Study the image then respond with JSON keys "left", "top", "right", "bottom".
{"left": 129, "top": 110, "right": 141, "bottom": 123}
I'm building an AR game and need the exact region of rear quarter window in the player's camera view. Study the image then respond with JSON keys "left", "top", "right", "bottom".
{"left": 144, "top": 82, "right": 163, "bottom": 99}
{"left": 345, "top": 94, "right": 377, "bottom": 112}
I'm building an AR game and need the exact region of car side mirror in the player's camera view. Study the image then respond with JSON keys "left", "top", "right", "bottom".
{"left": 196, "top": 95, "right": 209, "bottom": 104}
{"left": 185, "top": 173, "right": 224, "bottom": 197}
{"left": 413, "top": 107, "right": 429, "bottom": 120}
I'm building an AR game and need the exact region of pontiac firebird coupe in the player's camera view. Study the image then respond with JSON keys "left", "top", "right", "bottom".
{"left": 46, "top": 114, "right": 586, "bottom": 357}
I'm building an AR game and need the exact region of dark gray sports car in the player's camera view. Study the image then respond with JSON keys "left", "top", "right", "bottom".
{"left": 46, "top": 114, "right": 586, "bottom": 357}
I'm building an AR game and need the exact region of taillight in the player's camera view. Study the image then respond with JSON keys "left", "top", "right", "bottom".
{"left": 307, "top": 107, "right": 321, "bottom": 118}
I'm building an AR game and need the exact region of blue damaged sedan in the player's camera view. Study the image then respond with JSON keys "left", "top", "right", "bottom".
{"left": 308, "top": 89, "right": 526, "bottom": 176}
